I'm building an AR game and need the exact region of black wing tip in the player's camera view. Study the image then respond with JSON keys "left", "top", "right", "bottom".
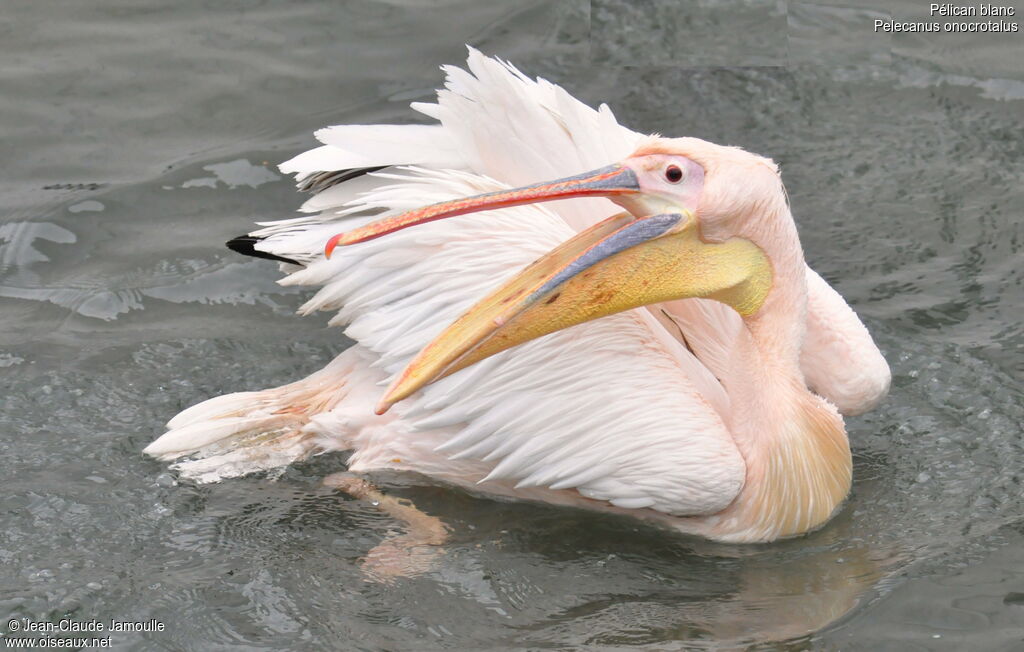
{"left": 297, "top": 165, "right": 388, "bottom": 193}
{"left": 225, "top": 235, "right": 300, "bottom": 265}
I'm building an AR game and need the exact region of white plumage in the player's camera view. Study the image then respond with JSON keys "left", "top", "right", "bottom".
{"left": 145, "top": 49, "right": 889, "bottom": 540}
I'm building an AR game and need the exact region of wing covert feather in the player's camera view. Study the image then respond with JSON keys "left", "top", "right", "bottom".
{"left": 272, "top": 170, "right": 745, "bottom": 515}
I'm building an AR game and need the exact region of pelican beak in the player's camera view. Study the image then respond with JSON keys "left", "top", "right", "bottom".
{"left": 324, "top": 164, "right": 641, "bottom": 257}
{"left": 372, "top": 210, "right": 772, "bottom": 414}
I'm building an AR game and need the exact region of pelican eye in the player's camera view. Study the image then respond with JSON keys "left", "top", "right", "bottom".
{"left": 665, "top": 165, "right": 683, "bottom": 183}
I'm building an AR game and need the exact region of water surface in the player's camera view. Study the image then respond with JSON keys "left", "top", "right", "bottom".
{"left": 2, "top": 0, "right": 1022, "bottom": 649}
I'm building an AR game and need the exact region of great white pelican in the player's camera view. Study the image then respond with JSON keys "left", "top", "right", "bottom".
{"left": 145, "top": 49, "right": 889, "bottom": 545}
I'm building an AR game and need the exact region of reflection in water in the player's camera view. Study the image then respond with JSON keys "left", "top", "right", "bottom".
{"left": 351, "top": 486, "right": 897, "bottom": 647}
{"left": 0, "top": 221, "right": 76, "bottom": 273}
{"left": 682, "top": 521, "right": 894, "bottom": 646}
{"left": 1, "top": 252, "right": 294, "bottom": 320}
{"left": 200, "top": 159, "right": 281, "bottom": 189}
{"left": 323, "top": 472, "right": 449, "bottom": 584}
{"left": 68, "top": 200, "right": 106, "bottom": 214}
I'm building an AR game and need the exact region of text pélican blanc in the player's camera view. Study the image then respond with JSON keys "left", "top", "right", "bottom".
{"left": 874, "top": 4, "right": 1018, "bottom": 32}
{"left": 930, "top": 3, "right": 1014, "bottom": 16}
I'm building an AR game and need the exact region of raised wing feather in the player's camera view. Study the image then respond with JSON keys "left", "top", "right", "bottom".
{"left": 262, "top": 169, "right": 744, "bottom": 515}
{"left": 265, "top": 48, "right": 888, "bottom": 415}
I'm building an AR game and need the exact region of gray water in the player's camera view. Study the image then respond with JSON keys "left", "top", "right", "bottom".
{"left": 2, "top": 0, "right": 1023, "bottom": 649}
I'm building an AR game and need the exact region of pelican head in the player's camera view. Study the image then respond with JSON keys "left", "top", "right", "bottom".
{"left": 327, "top": 137, "right": 793, "bottom": 414}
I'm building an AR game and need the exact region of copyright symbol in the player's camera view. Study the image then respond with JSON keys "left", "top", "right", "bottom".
{"left": 8, "top": 619, "right": 20, "bottom": 631}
